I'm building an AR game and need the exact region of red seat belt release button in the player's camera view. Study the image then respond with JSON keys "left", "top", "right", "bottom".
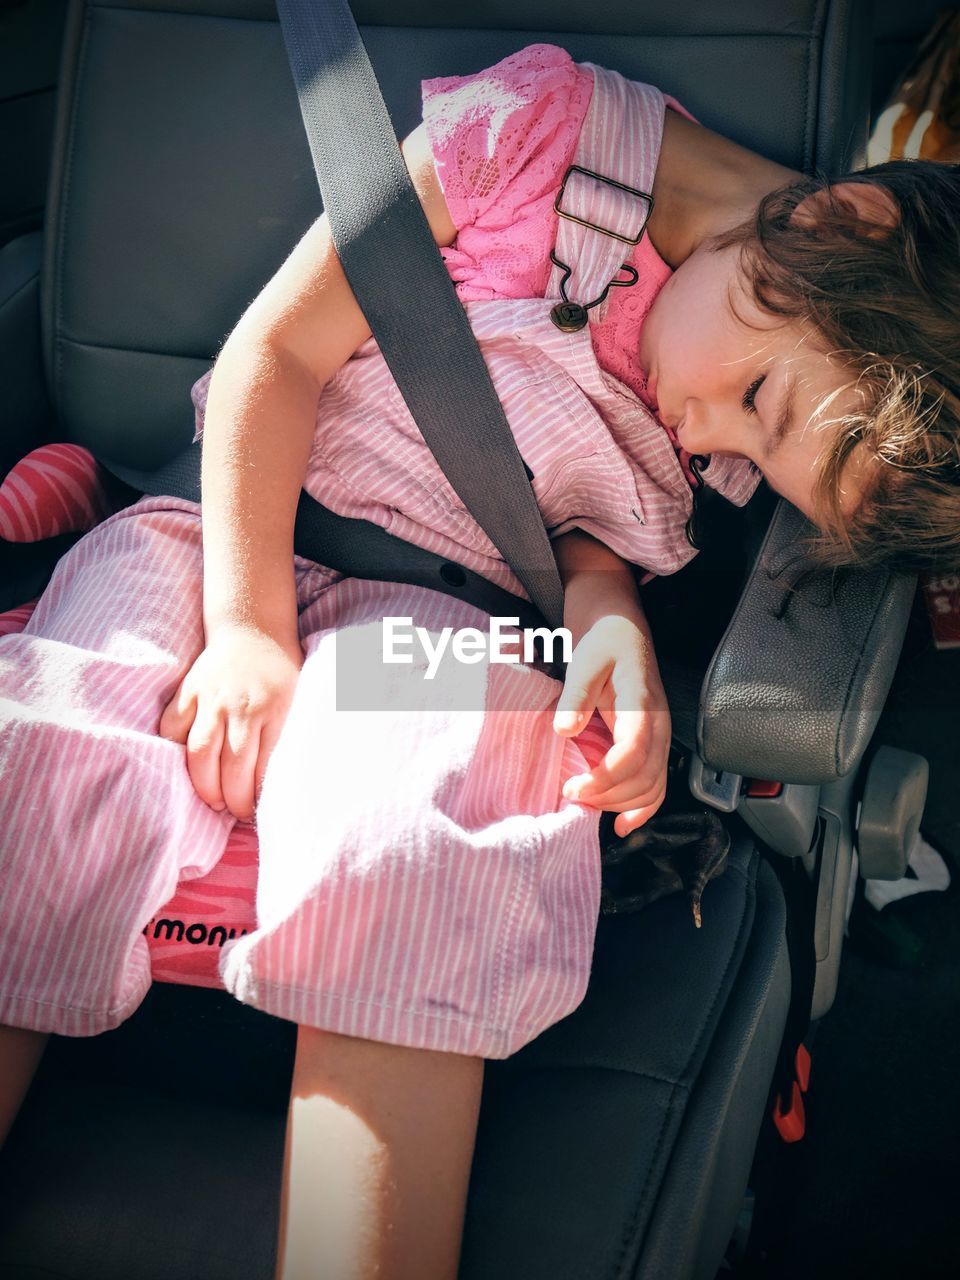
{"left": 744, "top": 778, "right": 784, "bottom": 798}
{"left": 773, "top": 1045, "right": 812, "bottom": 1142}
{"left": 795, "top": 1042, "right": 812, "bottom": 1093}
{"left": 773, "top": 1081, "right": 806, "bottom": 1143}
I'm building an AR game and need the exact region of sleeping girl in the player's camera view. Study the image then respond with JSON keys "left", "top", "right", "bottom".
{"left": 1, "top": 43, "right": 957, "bottom": 1280}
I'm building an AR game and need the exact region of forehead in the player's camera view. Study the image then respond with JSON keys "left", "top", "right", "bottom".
{"left": 687, "top": 244, "right": 808, "bottom": 363}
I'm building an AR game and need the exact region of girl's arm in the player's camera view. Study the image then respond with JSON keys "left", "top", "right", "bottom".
{"left": 197, "top": 231, "right": 369, "bottom": 652}
{"left": 553, "top": 529, "right": 672, "bottom": 834}
{"left": 159, "top": 126, "right": 456, "bottom": 821}
{"left": 552, "top": 111, "right": 798, "bottom": 830}
{"left": 201, "top": 124, "right": 457, "bottom": 647}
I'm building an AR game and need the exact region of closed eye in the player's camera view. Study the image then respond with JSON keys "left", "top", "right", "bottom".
{"left": 741, "top": 374, "right": 766, "bottom": 414}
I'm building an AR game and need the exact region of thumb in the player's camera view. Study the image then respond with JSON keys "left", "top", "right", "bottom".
{"left": 158, "top": 679, "right": 195, "bottom": 744}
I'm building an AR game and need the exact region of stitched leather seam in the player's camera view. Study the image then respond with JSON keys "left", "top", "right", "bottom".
{"left": 834, "top": 571, "right": 892, "bottom": 776}
{"left": 680, "top": 851, "right": 756, "bottom": 1080}
{"left": 610, "top": 1081, "right": 682, "bottom": 1280}
{"left": 92, "top": 2, "right": 281, "bottom": 25}
{"left": 87, "top": 4, "right": 824, "bottom": 35}
{"left": 54, "top": 334, "right": 213, "bottom": 361}
{"left": 53, "top": 5, "right": 93, "bottom": 408}
{"left": 609, "top": 852, "right": 759, "bottom": 1279}
{"left": 0, "top": 273, "right": 39, "bottom": 320}
{"left": 803, "top": 4, "right": 814, "bottom": 173}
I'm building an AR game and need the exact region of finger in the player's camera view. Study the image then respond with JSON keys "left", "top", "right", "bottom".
{"left": 565, "top": 772, "right": 666, "bottom": 821}
{"left": 569, "top": 771, "right": 666, "bottom": 811}
{"left": 185, "top": 707, "right": 227, "bottom": 812}
{"left": 564, "top": 721, "right": 657, "bottom": 797}
{"left": 573, "top": 753, "right": 664, "bottom": 802}
{"left": 158, "top": 680, "right": 196, "bottom": 744}
{"left": 553, "top": 644, "right": 610, "bottom": 736}
{"left": 254, "top": 719, "right": 286, "bottom": 809}
{"left": 219, "top": 717, "right": 262, "bottom": 823}
{"left": 612, "top": 788, "right": 668, "bottom": 836}
{"left": 601, "top": 774, "right": 669, "bottom": 835}
{"left": 565, "top": 743, "right": 671, "bottom": 813}
{"left": 596, "top": 681, "right": 651, "bottom": 742}
{"left": 585, "top": 690, "right": 670, "bottom": 789}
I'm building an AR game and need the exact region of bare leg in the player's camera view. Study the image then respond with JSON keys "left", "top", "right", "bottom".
{"left": 0, "top": 1025, "right": 48, "bottom": 1147}
{"left": 275, "top": 1026, "right": 484, "bottom": 1280}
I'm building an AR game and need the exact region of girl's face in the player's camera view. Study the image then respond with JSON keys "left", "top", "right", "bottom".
{"left": 638, "top": 241, "right": 868, "bottom": 523}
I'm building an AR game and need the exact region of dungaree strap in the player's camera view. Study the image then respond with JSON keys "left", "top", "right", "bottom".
{"left": 547, "top": 70, "right": 763, "bottom": 527}
{"left": 548, "top": 67, "right": 665, "bottom": 322}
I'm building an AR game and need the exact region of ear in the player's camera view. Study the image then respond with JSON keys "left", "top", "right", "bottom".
{"left": 791, "top": 181, "right": 900, "bottom": 236}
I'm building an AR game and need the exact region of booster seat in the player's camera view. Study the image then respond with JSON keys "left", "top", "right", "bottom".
{"left": 0, "top": 1, "right": 922, "bottom": 1277}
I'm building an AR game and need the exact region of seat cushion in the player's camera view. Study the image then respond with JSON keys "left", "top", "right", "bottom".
{"left": 0, "top": 833, "right": 789, "bottom": 1280}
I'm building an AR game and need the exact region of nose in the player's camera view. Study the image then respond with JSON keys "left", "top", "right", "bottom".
{"left": 678, "top": 398, "right": 709, "bottom": 449}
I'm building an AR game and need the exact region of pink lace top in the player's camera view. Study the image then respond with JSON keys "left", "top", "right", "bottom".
{"left": 422, "top": 43, "right": 760, "bottom": 502}
{"left": 423, "top": 43, "right": 670, "bottom": 403}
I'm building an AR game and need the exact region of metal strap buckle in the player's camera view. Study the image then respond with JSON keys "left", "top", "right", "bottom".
{"left": 553, "top": 164, "right": 654, "bottom": 246}
{"left": 549, "top": 251, "right": 638, "bottom": 331}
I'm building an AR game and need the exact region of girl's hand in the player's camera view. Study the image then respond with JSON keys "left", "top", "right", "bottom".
{"left": 158, "top": 624, "right": 304, "bottom": 822}
{"left": 553, "top": 614, "right": 672, "bottom": 837}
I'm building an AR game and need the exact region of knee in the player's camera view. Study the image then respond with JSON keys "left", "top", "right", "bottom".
{"left": 293, "top": 1025, "right": 483, "bottom": 1091}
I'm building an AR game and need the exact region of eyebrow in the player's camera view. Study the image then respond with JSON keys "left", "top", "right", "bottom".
{"left": 764, "top": 376, "right": 797, "bottom": 458}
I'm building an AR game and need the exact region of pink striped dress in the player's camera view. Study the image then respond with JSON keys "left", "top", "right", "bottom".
{"left": 0, "top": 46, "right": 758, "bottom": 1056}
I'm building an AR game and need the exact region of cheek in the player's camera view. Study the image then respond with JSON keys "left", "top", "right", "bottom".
{"left": 765, "top": 448, "right": 820, "bottom": 521}
{"left": 643, "top": 277, "right": 688, "bottom": 347}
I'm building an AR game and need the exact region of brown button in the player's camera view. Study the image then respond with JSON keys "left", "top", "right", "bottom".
{"left": 550, "top": 301, "right": 588, "bottom": 332}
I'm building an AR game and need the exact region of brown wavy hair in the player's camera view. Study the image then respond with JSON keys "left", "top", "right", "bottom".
{"left": 712, "top": 158, "right": 960, "bottom": 574}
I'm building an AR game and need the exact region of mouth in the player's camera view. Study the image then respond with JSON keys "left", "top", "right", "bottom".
{"left": 644, "top": 371, "right": 658, "bottom": 408}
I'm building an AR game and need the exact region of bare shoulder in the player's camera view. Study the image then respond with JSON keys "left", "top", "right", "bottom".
{"left": 647, "top": 108, "right": 800, "bottom": 268}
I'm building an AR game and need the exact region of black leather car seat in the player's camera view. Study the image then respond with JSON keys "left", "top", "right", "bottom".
{"left": 0, "top": 3, "right": 915, "bottom": 1278}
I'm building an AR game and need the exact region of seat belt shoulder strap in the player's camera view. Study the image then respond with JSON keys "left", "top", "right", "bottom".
{"left": 276, "top": 0, "right": 565, "bottom": 630}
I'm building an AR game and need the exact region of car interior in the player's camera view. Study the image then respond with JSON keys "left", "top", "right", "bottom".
{"left": 0, "top": 1, "right": 957, "bottom": 1278}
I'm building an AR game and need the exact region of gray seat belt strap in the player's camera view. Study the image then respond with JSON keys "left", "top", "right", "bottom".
{"left": 275, "top": 0, "right": 565, "bottom": 631}
{"left": 105, "top": 445, "right": 548, "bottom": 631}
